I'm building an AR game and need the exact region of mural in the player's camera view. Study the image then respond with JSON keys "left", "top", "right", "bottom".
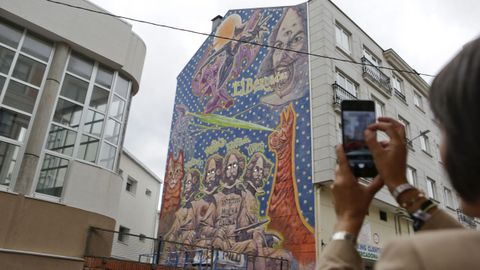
{"left": 159, "top": 3, "right": 315, "bottom": 269}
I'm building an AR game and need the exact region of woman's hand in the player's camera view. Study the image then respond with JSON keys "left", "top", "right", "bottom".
{"left": 332, "top": 145, "right": 384, "bottom": 237}
{"left": 365, "top": 117, "right": 408, "bottom": 192}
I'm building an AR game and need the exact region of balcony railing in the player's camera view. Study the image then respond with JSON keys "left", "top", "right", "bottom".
{"left": 457, "top": 208, "right": 477, "bottom": 229}
{"left": 394, "top": 89, "right": 407, "bottom": 101}
{"left": 332, "top": 82, "right": 357, "bottom": 105}
{"left": 361, "top": 57, "right": 392, "bottom": 95}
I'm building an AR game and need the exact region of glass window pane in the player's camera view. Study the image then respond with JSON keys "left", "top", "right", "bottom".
{"left": 83, "top": 109, "right": 104, "bottom": 137}
{"left": 0, "top": 108, "right": 29, "bottom": 142}
{"left": 4, "top": 80, "right": 39, "bottom": 113}
{"left": 12, "top": 55, "right": 46, "bottom": 87}
{"left": 21, "top": 33, "right": 52, "bottom": 62}
{"left": 0, "top": 46, "right": 15, "bottom": 75}
{"left": 53, "top": 98, "right": 83, "bottom": 129}
{"left": 0, "top": 20, "right": 23, "bottom": 48}
{"left": 99, "top": 142, "right": 116, "bottom": 170}
{"left": 95, "top": 65, "right": 113, "bottom": 89}
{"left": 115, "top": 75, "right": 129, "bottom": 99}
{"left": 46, "top": 124, "right": 77, "bottom": 156}
{"left": 104, "top": 118, "right": 121, "bottom": 144}
{"left": 0, "top": 75, "right": 5, "bottom": 92}
{"left": 60, "top": 74, "right": 88, "bottom": 103}
{"left": 109, "top": 95, "right": 125, "bottom": 121}
{"left": 90, "top": 86, "right": 109, "bottom": 112}
{"left": 0, "top": 141, "right": 20, "bottom": 186}
{"left": 67, "top": 53, "right": 93, "bottom": 80}
{"left": 36, "top": 154, "right": 69, "bottom": 197}
{"left": 77, "top": 135, "right": 99, "bottom": 163}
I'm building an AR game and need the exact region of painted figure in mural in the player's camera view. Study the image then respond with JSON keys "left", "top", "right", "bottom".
{"left": 259, "top": 6, "right": 309, "bottom": 107}
{"left": 192, "top": 11, "right": 270, "bottom": 114}
{"left": 171, "top": 104, "right": 194, "bottom": 158}
{"left": 158, "top": 151, "right": 184, "bottom": 238}
{"left": 195, "top": 154, "right": 223, "bottom": 247}
{"left": 238, "top": 152, "right": 273, "bottom": 241}
{"left": 267, "top": 105, "right": 316, "bottom": 269}
{"left": 163, "top": 169, "right": 201, "bottom": 248}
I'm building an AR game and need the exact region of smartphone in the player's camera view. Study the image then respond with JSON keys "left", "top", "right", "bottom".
{"left": 341, "top": 100, "right": 377, "bottom": 177}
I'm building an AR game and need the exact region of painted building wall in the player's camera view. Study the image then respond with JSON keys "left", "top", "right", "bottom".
{"left": 159, "top": 3, "right": 316, "bottom": 269}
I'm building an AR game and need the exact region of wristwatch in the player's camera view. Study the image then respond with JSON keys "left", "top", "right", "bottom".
{"left": 331, "top": 231, "right": 356, "bottom": 245}
{"left": 392, "top": 183, "right": 415, "bottom": 200}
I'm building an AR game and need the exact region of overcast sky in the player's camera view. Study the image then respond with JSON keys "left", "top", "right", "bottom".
{"left": 86, "top": 0, "right": 479, "bottom": 180}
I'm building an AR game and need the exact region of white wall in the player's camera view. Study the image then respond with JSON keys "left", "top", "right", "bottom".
{"left": 111, "top": 150, "right": 161, "bottom": 261}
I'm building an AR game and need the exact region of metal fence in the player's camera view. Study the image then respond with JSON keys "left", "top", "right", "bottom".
{"left": 85, "top": 227, "right": 290, "bottom": 270}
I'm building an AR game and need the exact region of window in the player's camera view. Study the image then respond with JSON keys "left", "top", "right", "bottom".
{"left": 392, "top": 74, "right": 405, "bottom": 100}
{"left": 35, "top": 51, "right": 132, "bottom": 197}
{"left": 0, "top": 19, "right": 53, "bottom": 190}
{"left": 145, "top": 188, "right": 152, "bottom": 197}
{"left": 126, "top": 177, "right": 137, "bottom": 194}
{"left": 372, "top": 96, "right": 385, "bottom": 117}
{"left": 363, "top": 48, "right": 381, "bottom": 67}
{"left": 413, "top": 92, "right": 423, "bottom": 110}
{"left": 398, "top": 116, "right": 411, "bottom": 146}
{"left": 420, "top": 134, "right": 430, "bottom": 153}
{"left": 118, "top": 226, "right": 130, "bottom": 243}
{"left": 435, "top": 143, "right": 442, "bottom": 162}
{"left": 406, "top": 166, "right": 417, "bottom": 186}
{"left": 336, "top": 71, "right": 357, "bottom": 97}
{"left": 426, "top": 178, "right": 437, "bottom": 199}
{"left": 379, "top": 210, "right": 388, "bottom": 222}
{"left": 335, "top": 23, "right": 351, "bottom": 53}
{"left": 444, "top": 187, "right": 454, "bottom": 208}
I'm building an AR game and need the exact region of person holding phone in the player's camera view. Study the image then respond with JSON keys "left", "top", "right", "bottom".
{"left": 319, "top": 37, "right": 480, "bottom": 269}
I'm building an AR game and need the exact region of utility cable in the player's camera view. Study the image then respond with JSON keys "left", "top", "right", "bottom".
{"left": 45, "top": 0, "right": 435, "bottom": 78}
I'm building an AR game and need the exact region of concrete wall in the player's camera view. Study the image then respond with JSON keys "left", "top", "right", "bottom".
{"left": 112, "top": 151, "right": 161, "bottom": 260}
{"left": 62, "top": 160, "right": 123, "bottom": 219}
{"left": 0, "top": 191, "right": 115, "bottom": 269}
{"left": 0, "top": 0, "right": 146, "bottom": 92}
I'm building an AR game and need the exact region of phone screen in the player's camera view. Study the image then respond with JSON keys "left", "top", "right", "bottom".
{"left": 341, "top": 101, "right": 377, "bottom": 177}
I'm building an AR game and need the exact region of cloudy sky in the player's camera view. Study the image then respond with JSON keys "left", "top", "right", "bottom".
{"left": 84, "top": 0, "right": 479, "bottom": 180}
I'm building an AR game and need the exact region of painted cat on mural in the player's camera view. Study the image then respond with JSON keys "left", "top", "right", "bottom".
{"left": 158, "top": 151, "right": 184, "bottom": 237}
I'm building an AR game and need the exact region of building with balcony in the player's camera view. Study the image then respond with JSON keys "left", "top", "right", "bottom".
{"left": 0, "top": 0, "right": 146, "bottom": 269}
{"left": 157, "top": 0, "right": 476, "bottom": 269}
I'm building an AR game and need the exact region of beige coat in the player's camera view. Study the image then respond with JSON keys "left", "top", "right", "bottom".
{"left": 318, "top": 210, "right": 478, "bottom": 270}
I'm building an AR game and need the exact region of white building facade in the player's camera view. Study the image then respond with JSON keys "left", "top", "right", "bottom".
{"left": 112, "top": 149, "right": 162, "bottom": 262}
{"left": 0, "top": 0, "right": 146, "bottom": 269}
{"left": 309, "top": 0, "right": 478, "bottom": 266}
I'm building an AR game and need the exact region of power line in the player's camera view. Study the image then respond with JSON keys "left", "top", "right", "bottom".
{"left": 45, "top": 0, "right": 435, "bottom": 78}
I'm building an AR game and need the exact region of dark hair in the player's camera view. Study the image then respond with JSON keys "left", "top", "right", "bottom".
{"left": 244, "top": 152, "right": 273, "bottom": 181}
{"left": 429, "top": 37, "right": 480, "bottom": 203}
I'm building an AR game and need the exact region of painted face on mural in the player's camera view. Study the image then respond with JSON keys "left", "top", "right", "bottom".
{"left": 252, "top": 157, "right": 265, "bottom": 188}
{"left": 224, "top": 154, "right": 239, "bottom": 185}
{"left": 259, "top": 7, "right": 309, "bottom": 106}
{"left": 271, "top": 8, "right": 306, "bottom": 99}
{"left": 204, "top": 158, "right": 220, "bottom": 191}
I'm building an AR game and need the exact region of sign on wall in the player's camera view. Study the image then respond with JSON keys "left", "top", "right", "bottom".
{"left": 159, "top": 3, "right": 315, "bottom": 269}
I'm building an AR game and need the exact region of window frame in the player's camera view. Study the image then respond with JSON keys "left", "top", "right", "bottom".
{"left": 33, "top": 51, "right": 132, "bottom": 199}
{"left": 406, "top": 166, "right": 417, "bottom": 186}
{"left": 413, "top": 91, "right": 424, "bottom": 110}
{"left": 335, "top": 23, "right": 352, "bottom": 54}
{"left": 335, "top": 70, "right": 358, "bottom": 97}
{"left": 426, "top": 177, "right": 437, "bottom": 199}
{"left": 0, "top": 20, "right": 54, "bottom": 192}
{"left": 443, "top": 187, "right": 454, "bottom": 209}
{"left": 118, "top": 225, "right": 130, "bottom": 243}
{"left": 420, "top": 134, "right": 430, "bottom": 154}
{"left": 126, "top": 176, "right": 137, "bottom": 195}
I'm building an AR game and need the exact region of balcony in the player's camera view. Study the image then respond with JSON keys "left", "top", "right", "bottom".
{"left": 361, "top": 57, "right": 392, "bottom": 96}
{"left": 457, "top": 208, "right": 477, "bottom": 229}
{"left": 332, "top": 83, "right": 357, "bottom": 111}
